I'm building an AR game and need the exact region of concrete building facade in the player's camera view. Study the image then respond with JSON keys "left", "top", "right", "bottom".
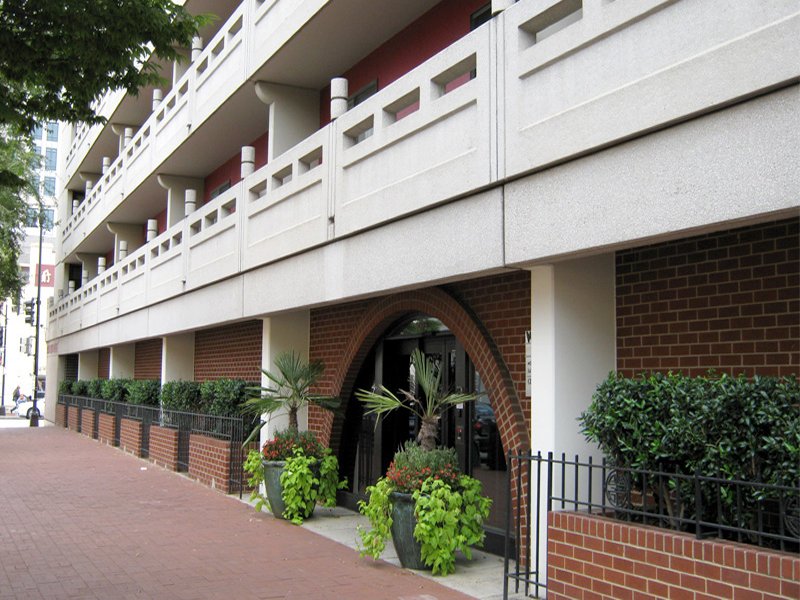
{"left": 47, "top": 0, "right": 798, "bottom": 570}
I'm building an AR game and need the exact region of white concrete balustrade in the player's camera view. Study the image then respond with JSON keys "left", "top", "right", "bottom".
{"left": 50, "top": 0, "right": 800, "bottom": 339}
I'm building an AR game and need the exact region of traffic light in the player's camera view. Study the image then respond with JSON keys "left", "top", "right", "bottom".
{"left": 24, "top": 298, "right": 36, "bottom": 325}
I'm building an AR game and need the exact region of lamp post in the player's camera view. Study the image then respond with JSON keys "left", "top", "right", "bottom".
{"left": 30, "top": 204, "right": 44, "bottom": 427}
{"left": 0, "top": 302, "right": 7, "bottom": 416}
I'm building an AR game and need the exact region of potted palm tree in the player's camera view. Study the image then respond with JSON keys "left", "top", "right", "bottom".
{"left": 355, "top": 348, "right": 492, "bottom": 574}
{"left": 242, "top": 351, "right": 343, "bottom": 524}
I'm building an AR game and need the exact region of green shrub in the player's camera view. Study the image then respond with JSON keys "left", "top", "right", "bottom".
{"left": 71, "top": 380, "right": 89, "bottom": 396}
{"left": 58, "top": 380, "right": 72, "bottom": 395}
{"left": 199, "top": 378, "right": 249, "bottom": 416}
{"left": 161, "top": 380, "right": 202, "bottom": 412}
{"left": 101, "top": 378, "right": 130, "bottom": 403}
{"left": 126, "top": 379, "right": 161, "bottom": 406}
{"left": 86, "top": 378, "right": 105, "bottom": 399}
{"left": 580, "top": 372, "right": 799, "bottom": 487}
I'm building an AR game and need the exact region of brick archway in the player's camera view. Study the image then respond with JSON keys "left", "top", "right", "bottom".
{"left": 322, "top": 287, "right": 530, "bottom": 457}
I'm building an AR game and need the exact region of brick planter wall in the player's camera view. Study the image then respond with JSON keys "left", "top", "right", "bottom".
{"left": 548, "top": 512, "right": 800, "bottom": 600}
{"left": 80, "top": 408, "right": 97, "bottom": 439}
{"left": 56, "top": 403, "right": 67, "bottom": 427}
{"left": 188, "top": 433, "right": 232, "bottom": 493}
{"left": 67, "top": 405, "right": 81, "bottom": 432}
{"left": 98, "top": 413, "right": 116, "bottom": 445}
{"left": 149, "top": 425, "right": 179, "bottom": 471}
{"left": 120, "top": 418, "right": 143, "bottom": 457}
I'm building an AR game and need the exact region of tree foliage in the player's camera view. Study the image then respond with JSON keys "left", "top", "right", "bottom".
{"left": 0, "top": 126, "right": 35, "bottom": 300}
{"left": 0, "top": 0, "right": 210, "bottom": 131}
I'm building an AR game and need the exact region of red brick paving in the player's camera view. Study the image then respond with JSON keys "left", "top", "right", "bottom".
{"left": 0, "top": 427, "right": 473, "bottom": 600}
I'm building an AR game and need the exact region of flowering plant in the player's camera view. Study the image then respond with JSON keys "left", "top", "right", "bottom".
{"left": 384, "top": 442, "right": 459, "bottom": 493}
{"left": 261, "top": 429, "right": 325, "bottom": 461}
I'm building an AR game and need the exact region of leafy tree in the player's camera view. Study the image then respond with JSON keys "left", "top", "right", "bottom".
{"left": 0, "top": 0, "right": 210, "bottom": 131}
{"left": 0, "top": 126, "right": 36, "bottom": 300}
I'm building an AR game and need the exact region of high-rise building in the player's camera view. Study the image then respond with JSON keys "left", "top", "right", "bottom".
{"left": 47, "top": 0, "right": 798, "bottom": 561}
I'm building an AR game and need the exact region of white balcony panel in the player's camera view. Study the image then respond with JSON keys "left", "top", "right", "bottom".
{"left": 503, "top": 0, "right": 800, "bottom": 178}
{"left": 147, "top": 227, "right": 186, "bottom": 304}
{"left": 249, "top": 0, "right": 326, "bottom": 76}
{"left": 194, "top": 7, "right": 247, "bottom": 126}
{"left": 334, "top": 27, "right": 492, "bottom": 237}
{"left": 117, "top": 250, "right": 148, "bottom": 316}
{"left": 81, "top": 295, "right": 98, "bottom": 328}
{"left": 243, "top": 130, "right": 329, "bottom": 269}
{"left": 97, "top": 272, "right": 121, "bottom": 323}
{"left": 185, "top": 186, "right": 241, "bottom": 289}
{"left": 123, "top": 126, "right": 154, "bottom": 194}
{"left": 152, "top": 81, "right": 191, "bottom": 153}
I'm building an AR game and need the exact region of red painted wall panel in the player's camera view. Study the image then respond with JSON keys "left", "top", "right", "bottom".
{"left": 202, "top": 131, "right": 269, "bottom": 204}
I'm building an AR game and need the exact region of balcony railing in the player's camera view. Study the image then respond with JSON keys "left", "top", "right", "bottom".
{"left": 51, "top": 0, "right": 799, "bottom": 338}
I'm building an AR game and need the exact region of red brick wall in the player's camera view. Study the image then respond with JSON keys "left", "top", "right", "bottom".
{"left": 310, "top": 271, "right": 531, "bottom": 430}
{"left": 134, "top": 339, "right": 162, "bottom": 380}
{"left": 56, "top": 403, "right": 67, "bottom": 427}
{"left": 617, "top": 218, "right": 799, "bottom": 377}
{"left": 548, "top": 511, "right": 800, "bottom": 600}
{"left": 194, "top": 320, "right": 262, "bottom": 382}
{"left": 188, "top": 433, "right": 232, "bottom": 493}
{"left": 120, "top": 418, "right": 143, "bottom": 457}
{"left": 67, "top": 405, "right": 80, "bottom": 431}
{"left": 98, "top": 413, "right": 116, "bottom": 445}
{"left": 149, "top": 425, "right": 179, "bottom": 471}
{"left": 80, "top": 409, "right": 97, "bottom": 439}
{"left": 98, "top": 348, "right": 110, "bottom": 379}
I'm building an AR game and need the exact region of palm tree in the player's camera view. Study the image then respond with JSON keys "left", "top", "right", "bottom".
{"left": 243, "top": 351, "right": 339, "bottom": 443}
{"left": 356, "top": 348, "right": 477, "bottom": 452}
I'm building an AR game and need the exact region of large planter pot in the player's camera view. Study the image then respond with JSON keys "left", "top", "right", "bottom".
{"left": 390, "top": 492, "right": 428, "bottom": 570}
{"left": 262, "top": 460, "right": 319, "bottom": 521}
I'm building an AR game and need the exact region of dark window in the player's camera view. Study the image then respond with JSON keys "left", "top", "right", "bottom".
{"left": 209, "top": 181, "right": 231, "bottom": 200}
{"left": 46, "top": 122, "right": 59, "bottom": 141}
{"left": 45, "top": 148, "right": 57, "bottom": 171}
{"left": 470, "top": 4, "right": 492, "bottom": 30}
{"left": 43, "top": 176, "right": 56, "bottom": 197}
{"left": 347, "top": 81, "right": 378, "bottom": 109}
{"left": 32, "top": 124, "right": 43, "bottom": 140}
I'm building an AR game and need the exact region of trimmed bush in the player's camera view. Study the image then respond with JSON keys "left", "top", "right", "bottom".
{"left": 86, "top": 378, "right": 105, "bottom": 399}
{"left": 126, "top": 379, "right": 161, "bottom": 406}
{"left": 161, "top": 380, "right": 202, "bottom": 412}
{"left": 71, "top": 380, "right": 89, "bottom": 396}
{"left": 199, "top": 378, "right": 249, "bottom": 417}
{"left": 101, "top": 378, "right": 130, "bottom": 403}
{"left": 580, "top": 372, "right": 799, "bottom": 487}
{"left": 58, "top": 380, "right": 72, "bottom": 395}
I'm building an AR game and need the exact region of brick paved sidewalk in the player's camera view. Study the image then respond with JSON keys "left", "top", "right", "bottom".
{"left": 0, "top": 426, "right": 474, "bottom": 600}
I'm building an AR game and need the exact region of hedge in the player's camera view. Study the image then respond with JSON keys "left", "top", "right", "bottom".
{"left": 161, "top": 380, "right": 202, "bottom": 413}
{"left": 126, "top": 379, "right": 161, "bottom": 406}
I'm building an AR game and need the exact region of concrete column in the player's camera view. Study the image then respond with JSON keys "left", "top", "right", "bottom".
{"left": 124, "top": 127, "right": 134, "bottom": 147}
{"left": 102, "top": 157, "right": 110, "bottom": 174}
{"left": 529, "top": 253, "right": 616, "bottom": 455}
{"left": 241, "top": 146, "right": 255, "bottom": 179}
{"left": 254, "top": 82, "right": 320, "bottom": 162}
{"left": 44, "top": 352, "right": 66, "bottom": 422}
{"left": 152, "top": 89, "right": 163, "bottom": 111}
{"left": 157, "top": 175, "right": 204, "bottom": 227}
{"left": 68, "top": 280, "right": 76, "bottom": 295}
{"left": 97, "top": 257, "right": 106, "bottom": 274}
{"left": 76, "top": 253, "right": 99, "bottom": 282}
{"left": 78, "top": 350, "right": 99, "bottom": 380}
{"left": 185, "top": 189, "right": 197, "bottom": 215}
{"left": 118, "top": 240, "right": 128, "bottom": 261}
{"left": 71, "top": 199, "right": 79, "bottom": 214}
{"left": 330, "top": 77, "right": 349, "bottom": 120}
{"left": 146, "top": 219, "right": 158, "bottom": 242}
{"left": 191, "top": 36, "right": 203, "bottom": 61}
{"left": 259, "top": 311, "right": 311, "bottom": 445}
{"left": 109, "top": 345, "right": 135, "bottom": 379}
{"left": 85, "top": 180, "right": 94, "bottom": 196}
{"left": 161, "top": 333, "right": 195, "bottom": 383}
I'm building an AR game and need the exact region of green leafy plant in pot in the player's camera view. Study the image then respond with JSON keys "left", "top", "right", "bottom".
{"left": 242, "top": 351, "right": 344, "bottom": 524}
{"left": 355, "top": 349, "right": 492, "bottom": 575}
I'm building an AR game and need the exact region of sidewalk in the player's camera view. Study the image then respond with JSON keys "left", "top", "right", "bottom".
{"left": 0, "top": 425, "right": 502, "bottom": 600}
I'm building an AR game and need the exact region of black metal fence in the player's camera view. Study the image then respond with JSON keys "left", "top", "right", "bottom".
{"left": 58, "top": 395, "right": 248, "bottom": 495}
{"left": 504, "top": 452, "right": 800, "bottom": 599}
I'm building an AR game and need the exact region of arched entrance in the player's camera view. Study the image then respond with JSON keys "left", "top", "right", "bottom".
{"left": 327, "top": 288, "right": 530, "bottom": 554}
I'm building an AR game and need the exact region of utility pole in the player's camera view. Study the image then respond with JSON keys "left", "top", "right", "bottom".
{"left": 30, "top": 204, "right": 44, "bottom": 427}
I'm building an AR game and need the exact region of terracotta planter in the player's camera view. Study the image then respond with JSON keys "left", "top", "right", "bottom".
{"left": 262, "top": 460, "right": 320, "bottom": 521}
{"left": 389, "top": 492, "right": 428, "bottom": 570}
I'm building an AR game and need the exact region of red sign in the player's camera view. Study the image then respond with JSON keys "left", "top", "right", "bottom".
{"left": 35, "top": 264, "right": 55, "bottom": 287}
